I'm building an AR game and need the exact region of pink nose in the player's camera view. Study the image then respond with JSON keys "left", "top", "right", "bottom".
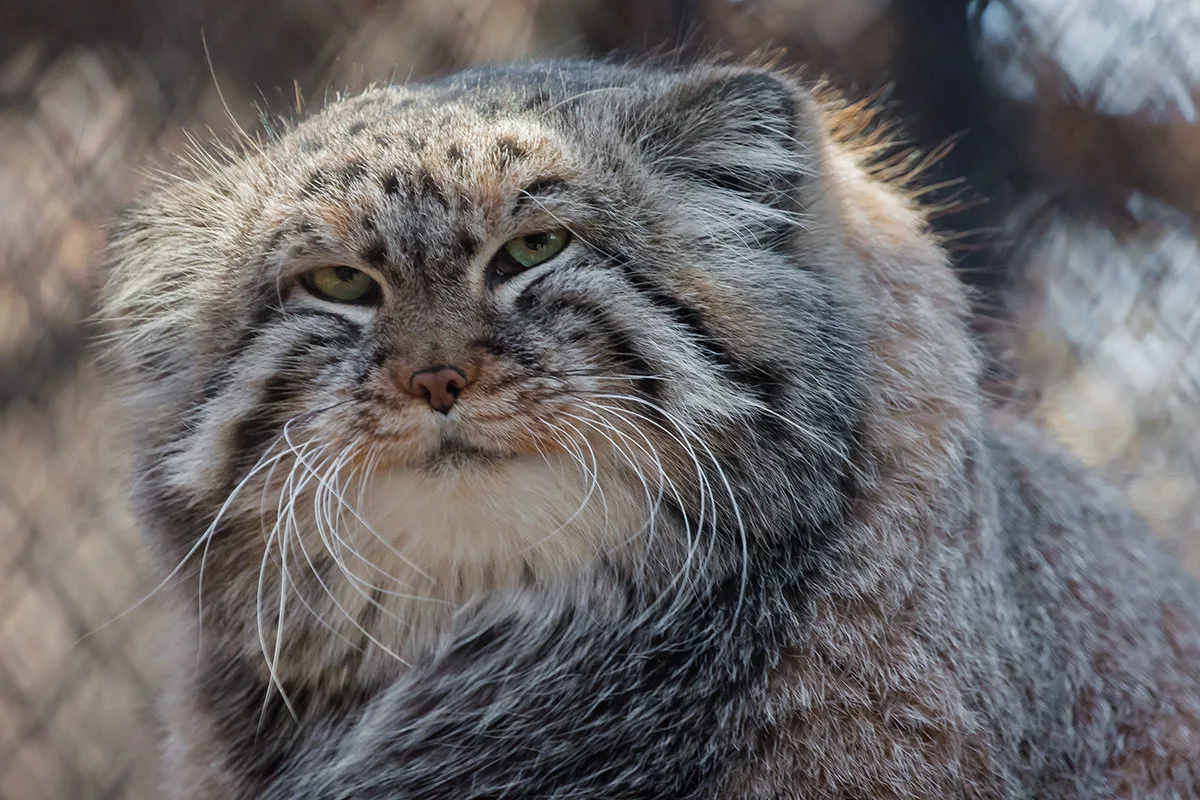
{"left": 408, "top": 366, "right": 469, "bottom": 414}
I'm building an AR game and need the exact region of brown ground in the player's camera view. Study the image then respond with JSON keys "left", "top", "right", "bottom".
{"left": 1, "top": 1, "right": 1197, "bottom": 797}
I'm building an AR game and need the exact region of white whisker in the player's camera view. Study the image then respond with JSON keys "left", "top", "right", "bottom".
{"left": 575, "top": 393, "right": 749, "bottom": 629}
{"left": 283, "top": 415, "right": 434, "bottom": 583}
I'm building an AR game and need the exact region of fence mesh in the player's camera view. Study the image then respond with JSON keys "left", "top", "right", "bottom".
{"left": 0, "top": 1, "right": 1197, "bottom": 797}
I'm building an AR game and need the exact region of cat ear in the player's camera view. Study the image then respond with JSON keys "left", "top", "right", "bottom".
{"left": 636, "top": 69, "right": 816, "bottom": 217}
{"left": 629, "top": 68, "right": 821, "bottom": 251}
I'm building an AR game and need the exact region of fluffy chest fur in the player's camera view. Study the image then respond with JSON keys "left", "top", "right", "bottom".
{"left": 313, "top": 453, "right": 651, "bottom": 668}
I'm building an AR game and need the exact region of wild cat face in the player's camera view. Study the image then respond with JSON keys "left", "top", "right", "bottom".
{"left": 259, "top": 107, "right": 645, "bottom": 476}
{"left": 106, "top": 63, "right": 865, "bottom": 654}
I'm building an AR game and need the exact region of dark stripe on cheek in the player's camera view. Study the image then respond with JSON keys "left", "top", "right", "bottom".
{"left": 539, "top": 292, "right": 663, "bottom": 400}
{"left": 618, "top": 262, "right": 730, "bottom": 364}
{"left": 199, "top": 287, "right": 282, "bottom": 407}
{"left": 603, "top": 322, "right": 665, "bottom": 400}
{"left": 229, "top": 371, "right": 307, "bottom": 474}
{"left": 684, "top": 164, "right": 799, "bottom": 207}
{"left": 514, "top": 271, "right": 554, "bottom": 311}
{"left": 476, "top": 330, "right": 541, "bottom": 370}
{"left": 617, "top": 261, "right": 786, "bottom": 406}
{"left": 287, "top": 310, "right": 364, "bottom": 345}
{"left": 723, "top": 356, "right": 788, "bottom": 411}
{"left": 356, "top": 340, "right": 390, "bottom": 386}
{"left": 203, "top": 306, "right": 359, "bottom": 409}
{"left": 227, "top": 331, "right": 349, "bottom": 475}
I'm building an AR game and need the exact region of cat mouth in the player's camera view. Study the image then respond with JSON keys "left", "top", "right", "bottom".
{"left": 422, "top": 428, "right": 518, "bottom": 469}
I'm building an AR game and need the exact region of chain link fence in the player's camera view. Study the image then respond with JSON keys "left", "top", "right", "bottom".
{"left": 0, "top": 39, "right": 175, "bottom": 800}
{"left": 0, "top": 1, "right": 1197, "bottom": 797}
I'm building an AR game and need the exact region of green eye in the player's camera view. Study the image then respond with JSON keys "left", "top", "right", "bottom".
{"left": 497, "top": 229, "right": 571, "bottom": 275}
{"left": 304, "top": 266, "right": 379, "bottom": 304}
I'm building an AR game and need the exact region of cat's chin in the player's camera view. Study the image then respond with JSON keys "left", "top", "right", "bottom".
{"left": 418, "top": 432, "right": 523, "bottom": 472}
{"left": 345, "top": 446, "right": 647, "bottom": 607}
{"left": 359, "top": 405, "right": 555, "bottom": 473}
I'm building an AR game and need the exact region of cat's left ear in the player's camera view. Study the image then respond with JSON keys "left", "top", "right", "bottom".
{"left": 634, "top": 68, "right": 819, "bottom": 220}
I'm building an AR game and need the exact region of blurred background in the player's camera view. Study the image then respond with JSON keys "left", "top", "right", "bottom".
{"left": 0, "top": 0, "right": 1198, "bottom": 796}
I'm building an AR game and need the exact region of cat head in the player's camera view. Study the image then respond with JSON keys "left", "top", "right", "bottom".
{"left": 103, "top": 63, "right": 871, "bottom": 638}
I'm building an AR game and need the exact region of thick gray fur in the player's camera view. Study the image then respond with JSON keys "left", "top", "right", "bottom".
{"left": 103, "top": 61, "right": 1200, "bottom": 798}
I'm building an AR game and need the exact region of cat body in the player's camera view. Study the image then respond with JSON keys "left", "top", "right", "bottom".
{"left": 104, "top": 62, "right": 1200, "bottom": 798}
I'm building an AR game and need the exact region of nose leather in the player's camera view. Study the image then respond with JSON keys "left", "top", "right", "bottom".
{"left": 408, "top": 366, "right": 469, "bottom": 414}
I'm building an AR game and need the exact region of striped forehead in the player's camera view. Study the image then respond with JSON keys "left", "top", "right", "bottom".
{"left": 281, "top": 107, "right": 570, "bottom": 276}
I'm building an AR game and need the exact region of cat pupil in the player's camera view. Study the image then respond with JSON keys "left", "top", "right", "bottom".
{"left": 525, "top": 233, "right": 548, "bottom": 251}
{"left": 334, "top": 266, "right": 358, "bottom": 282}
